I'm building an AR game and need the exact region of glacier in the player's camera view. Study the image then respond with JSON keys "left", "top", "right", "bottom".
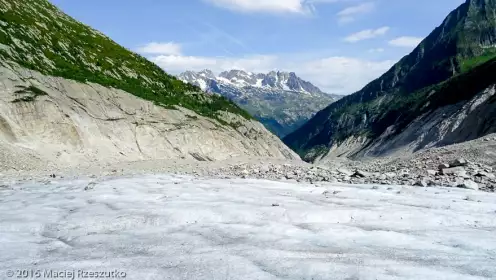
{"left": 1, "top": 175, "right": 495, "bottom": 279}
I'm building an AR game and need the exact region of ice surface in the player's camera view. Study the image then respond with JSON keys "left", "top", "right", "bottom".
{"left": 1, "top": 175, "right": 495, "bottom": 279}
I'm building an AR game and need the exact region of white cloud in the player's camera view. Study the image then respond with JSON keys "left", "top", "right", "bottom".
{"left": 368, "top": 48, "right": 384, "bottom": 53}
{"left": 203, "top": 0, "right": 343, "bottom": 14}
{"left": 337, "top": 2, "right": 375, "bottom": 24}
{"left": 389, "top": 36, "right": 423, "bottom": 48}
{"left": 204, "top": 0, "right": 308, "bottom": 14}
{"left": 338, "top": 2, "right": 375, "bottom": 16}
{"left": 147, "top": 46, "right": 393, "bottom": 94}
{"left": 152, "top": 54, "right": 278, "bottom": 74}
{"left": 136, "top": 42, "right": 182, "bottom": 55}
{"left": 294, "top": 57, "right": 394, "bottom": 94}
{"left": 344, "top": 26, "right": 390, "bottom": 43}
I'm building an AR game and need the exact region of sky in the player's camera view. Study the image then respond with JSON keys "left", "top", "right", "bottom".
{"left": 50, "top": 0, "right": 465, "bottom": 95}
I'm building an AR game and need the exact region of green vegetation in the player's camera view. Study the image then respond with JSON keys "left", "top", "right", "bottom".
{"left": 302, "top": 145, "right": 328, "bottom": 161}
{"left": 12, "top": 85, "right": 48, "bottom": 102}
{"left": 0, "top": 0, "right": 252, "bottom": 123}
{"left": 459, "top": 51, "right": 496, "bottom": 73}
{"left": 227, "top": 89, "right": 334, "bottom": 137}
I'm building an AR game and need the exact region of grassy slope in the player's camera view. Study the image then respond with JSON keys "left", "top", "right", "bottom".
{"left": 0, "top": 0, "right": 252, "bottom": 122}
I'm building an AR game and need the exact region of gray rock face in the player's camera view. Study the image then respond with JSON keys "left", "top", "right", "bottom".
{"left": 302, "top": 84, "right": 496, "bottom": 163}
{"left": 0, "top": 63, "right": 299, "bottom": 170}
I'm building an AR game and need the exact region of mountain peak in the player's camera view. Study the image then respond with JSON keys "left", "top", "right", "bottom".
{"left": 199, "top": 69, "right": 214, "bottom": 74}
{"left": 219, "top": 69, "right": 252, "bottom": 78}
{"left": 179, "top": 69, "right": 326, "bottom": 95}
{"left": 198, "top": 69, "right": 216, "bottom": 79}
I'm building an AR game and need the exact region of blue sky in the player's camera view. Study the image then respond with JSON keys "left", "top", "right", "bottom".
{"left": 50, "top": 0, "right": 465, "bottom": 94}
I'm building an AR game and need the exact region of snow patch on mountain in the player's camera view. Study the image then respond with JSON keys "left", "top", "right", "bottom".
{"left": 178, "top": 69, "right": 326, "bottom": 96}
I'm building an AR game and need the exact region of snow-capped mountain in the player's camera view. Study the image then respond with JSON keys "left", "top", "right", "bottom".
{"left": 179, "top": 70, "right": 217, "bottom": 91}
{"left": 179, "top": 69, "right": 325, "bottom": 95}
{"left": 178, "top": 69, "right": 338, "bottom": 137}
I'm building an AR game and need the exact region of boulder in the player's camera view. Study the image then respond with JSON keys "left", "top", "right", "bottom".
{"left": 414, "top": 179, "right": 429, "bottom": 187}
{"left": 475, "top": 172, "right": 496, "bottom": 180}
{"left": 337, "top": 168, "right": 354, "bottom": 176}
{"left": 329, "top": 177, "right": 338, "bottom": 183}
{"left": 441, "top": 167, "right": 468, "bottom": 177}
{"left": 385, "top": 172, "right": 397, "bottom": 178}
{"left": 353, "top": 170, "right": 371, "bottom": 178}
{"left": 260, "top": 165, "right": 270, "bottom": 173}
{"left": 438, "top": 163, "right": 450, "bottom": 170}
{"left": 84, "top": 182, "right": 97, "bottom": 191}
{"left": 427, "top": 170, "right": 437, "bottom": 176}
{"left": 449, "top": 158, "right": 468, "bottom": 167}
{"left": 285, "top": 173, "right": 295, "bottom": 180}
{"left": 457, "top": 180, "right": 479, "bottom": 190}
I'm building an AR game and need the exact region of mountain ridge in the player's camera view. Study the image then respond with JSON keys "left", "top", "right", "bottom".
{"left": 179, "top": 69, "right": 329, "bottom": 95}
{"left": 284, "top": 0, "right": 496, "bottom": 161}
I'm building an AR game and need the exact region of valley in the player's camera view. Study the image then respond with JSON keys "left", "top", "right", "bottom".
{"left": 179, "top": 69, "right": 338, "bottom": 137}
{"left": 0, "top": 0, "right": 495, "bottom": 279}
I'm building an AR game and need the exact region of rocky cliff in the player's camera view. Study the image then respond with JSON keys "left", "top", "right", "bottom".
{"left": 284, "top": 0, "right": 496, "bottom": 162}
